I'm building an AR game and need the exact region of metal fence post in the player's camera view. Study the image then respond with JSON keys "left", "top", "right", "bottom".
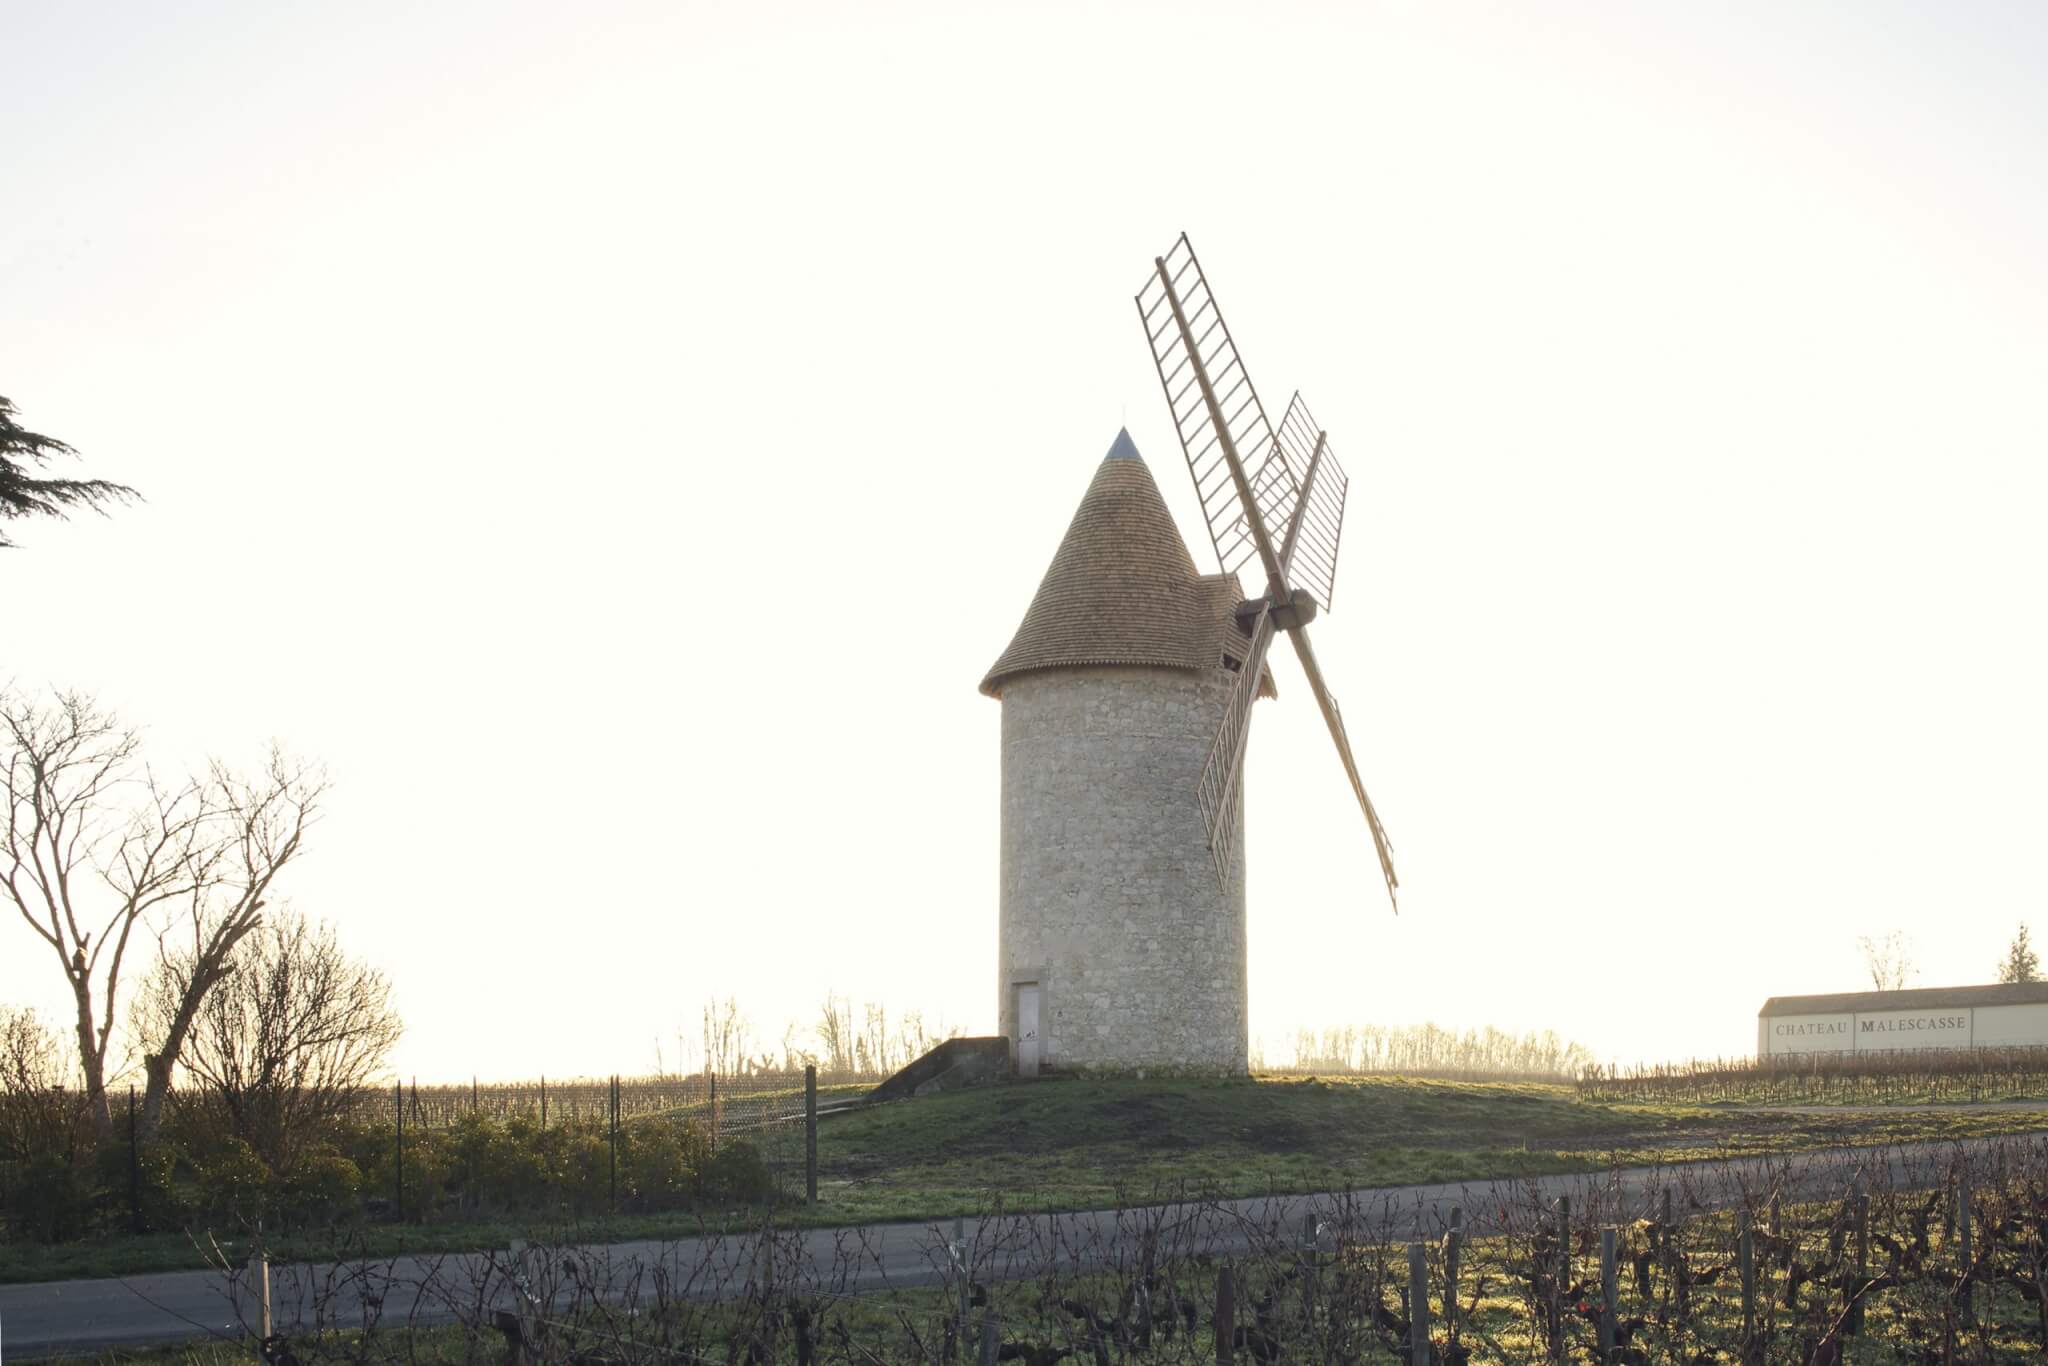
{"left": 127, "top": 1084, "right": 142, "bottom": 1232}
{"left": 608, "top": 1073, "right": 618, "bottom": 1215}
{"left": 394, "top": 1078, "right": 405, "bottom": 1223}
{"left": 805, "top": 1064, "right": 818, "bottom": 1204}
{"left": 709, "top": 1068, "right": 719, "bottom": 1147}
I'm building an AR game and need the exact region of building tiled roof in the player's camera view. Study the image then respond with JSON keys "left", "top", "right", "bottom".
{"left": 981, "top": 430, "right": 1277, "bottom": 701}
{"left": 1758, "top": 982, "right": 2048, "bottom": 1016}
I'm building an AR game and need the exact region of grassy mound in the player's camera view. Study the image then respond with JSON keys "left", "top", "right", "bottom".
{"left": 814, "top": 1073, "right": 2048, "bottom": 1221}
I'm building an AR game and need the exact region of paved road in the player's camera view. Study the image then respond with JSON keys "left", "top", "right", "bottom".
{"left": 3, "top": 1135, "right": 2040, "bottom": 1359}
{"left": 1756, "top": 1101, "right": 2048, "bottom": 1113}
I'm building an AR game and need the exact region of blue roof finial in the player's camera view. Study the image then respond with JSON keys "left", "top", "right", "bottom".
{"left": 1103, "top": 428, "right": 1141, "bottom": 463}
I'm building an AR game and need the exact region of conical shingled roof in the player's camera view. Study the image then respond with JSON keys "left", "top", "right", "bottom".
{"left": 981, "top": 430, "right": 1275, "bottom": 700}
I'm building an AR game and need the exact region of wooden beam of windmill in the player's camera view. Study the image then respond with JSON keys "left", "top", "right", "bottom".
{"left": 1136, "top": 235, "right": 1398, "bottom": 910}
{"left": 1135, "top": 237, "right": 1300, "bottom": 587}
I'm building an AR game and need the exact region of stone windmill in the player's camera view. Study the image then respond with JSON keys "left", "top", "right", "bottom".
{"left": 981, "top": 235, "right": 1398, "bottom": 1076}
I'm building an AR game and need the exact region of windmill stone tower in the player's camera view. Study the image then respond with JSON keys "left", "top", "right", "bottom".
{"left": 981, "top": 428, "right": 1272, "bottom": 1076}
{"left": 979, "top": 234, "right": 1404, "bottom": 1079}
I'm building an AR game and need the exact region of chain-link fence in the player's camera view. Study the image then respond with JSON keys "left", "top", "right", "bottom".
{"left": 1, "top": 1066, "right": 888, "bottom": 1244}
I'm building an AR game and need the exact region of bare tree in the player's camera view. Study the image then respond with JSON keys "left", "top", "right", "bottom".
{"left": 1859, "top": 930, "right": 1919, "bottom": 992}
{"left": 859, "top": 1001, "right": 891, "bottom": 1074}
{"left": 701, "top": 996, "right": 752, "bottom": 1076}
{"left": 896, "top": 1008, "right": 932, "bottom": 1065}
{"left": 1, "top": 688, "right": 324, "bottom": 1140}
{"left": 816, "top": 991, "right": 855, "bottom": 1072}
{"left": 136, "top": 911, "right": 399, "bottom": 1170}
{"left": 778, "top": 1019, "right": 812, "bottom": 1071}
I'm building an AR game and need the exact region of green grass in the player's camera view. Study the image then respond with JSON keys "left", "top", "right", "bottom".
{"left": 811, "top": 1074, "right": 2048, "bottom": 1224}
{"left": 8, "top": 1074, "right": 2048, "bottom": 1286}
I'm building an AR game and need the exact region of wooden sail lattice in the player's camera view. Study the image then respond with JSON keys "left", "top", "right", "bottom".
{"left": 1273, "top": 392, "right": 1349, "bottom": 611}
{"left": 1195, "top": 601, "right": 1277, "bottom": 885}
{"left": 1135, "top": 232, "right": 1400, "bottom": 909}
{"left": 1136, "top": 234, "right": 1301, "bottom": 592}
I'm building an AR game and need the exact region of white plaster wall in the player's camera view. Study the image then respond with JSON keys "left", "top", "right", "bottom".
{"left": 997, "top": 666, "right": 1248, "bottom": 1074}
{"left": 1764, "top": 1001, "right": 2048, "bottom": 1057}
{"left": 1972, "top": 1003, "right": 2048, "bottom": 1047}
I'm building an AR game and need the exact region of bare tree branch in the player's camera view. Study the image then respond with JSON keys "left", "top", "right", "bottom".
{"left": 0, "top": 687, "right": 325, "bottom": 1140}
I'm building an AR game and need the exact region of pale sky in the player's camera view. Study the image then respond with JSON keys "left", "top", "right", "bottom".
{"left": 5, "top": 1, "right": 2047, "bottom": 1079}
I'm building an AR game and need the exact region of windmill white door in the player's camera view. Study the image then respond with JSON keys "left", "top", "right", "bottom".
{"left": 1015, "top": 983, "right": 1042, "bottom": 1077}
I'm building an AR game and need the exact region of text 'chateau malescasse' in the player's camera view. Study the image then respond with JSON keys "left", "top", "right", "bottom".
{"left": 1757, "top": 982, "right": 2048, "bottom": 1057}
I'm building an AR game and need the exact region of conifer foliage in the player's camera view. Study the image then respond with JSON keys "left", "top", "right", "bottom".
{"left": 0, "top": 396, "right": 136, "bottom": 547}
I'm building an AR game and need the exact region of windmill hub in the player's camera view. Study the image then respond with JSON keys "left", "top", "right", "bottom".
{"left": 1237, "top": 587, "right": 1320, "bottom": 632}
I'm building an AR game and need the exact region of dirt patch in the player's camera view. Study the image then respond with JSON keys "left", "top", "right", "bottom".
{"left": 1241, "top": 1118, "right": 1311, "bottom": 1151}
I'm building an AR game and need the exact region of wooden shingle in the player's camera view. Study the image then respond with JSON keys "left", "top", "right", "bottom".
{"left": 982, "top": 430, "right": 1276, "bottom": 700}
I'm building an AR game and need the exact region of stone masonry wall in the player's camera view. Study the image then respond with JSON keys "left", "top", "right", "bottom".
{"left": 997, "top": 666, "right": 1249, "bottom": 1074}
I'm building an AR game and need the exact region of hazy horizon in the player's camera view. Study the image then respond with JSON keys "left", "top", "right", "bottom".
{"left": 7, "top": 0, "right": 2048, "bottom": 1080}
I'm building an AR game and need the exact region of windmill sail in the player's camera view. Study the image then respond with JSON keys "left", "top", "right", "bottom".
{"left": 1136, "top": 235, "right": 1300, "bottom": 587}
{"left": 1286, "top": 626, "right": 1399, "bottom": 909}
{"left": 1273, "top": 392, "right": 1350, "bottom": 613}
{"left": 1195, "top": 601, "right": 1278, "bottom": 886}
{"left": 1139, "top": 232, "right": 1398, "bottom": 911}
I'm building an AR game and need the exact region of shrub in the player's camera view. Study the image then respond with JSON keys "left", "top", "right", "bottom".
{"left": 371, "top": 1127, "right": 452, "bottom": 1222}
{"left": 703, "top": 1139, "right": 776, "bottom": 1204}
{"left": 8, "top": 1153, "right": 93, "bottom": 1242}
{"left": 623, "top": 1121, "right": 697, "bottom": 1212}
{"left": 196, "top": 1137, "right": 273, "bottom": 1226}
{"left": 138, "top": 1143, "right": 193, "bottom": 1230}
{"left": 89, "top": 1139, "right": 192, "bottom": 1233}
{"left": 443, "top": 1113, "right": 496, "bottom": 1214}
{"left": 557, "top": 1127, "right": 612, "bottom": 1215}
{"left": 159, "top": 1092, "right": 242, "bottom": 1170}
{"left": 476, "top": 1116, "right": 557, "bottom": 1212}
{"left": 274, "top": 1149, "right": 362, "bottom": 1227}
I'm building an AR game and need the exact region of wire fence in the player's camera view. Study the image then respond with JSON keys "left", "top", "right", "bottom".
{"left": 0, "top": 1066, "right": 889, "bottom": 1243}
{"left": 1578, "top": 1046, "right": 2048, "bottom": 1105}
{"left": 366, "top": 1068, "right": 885, "bottom": 1131}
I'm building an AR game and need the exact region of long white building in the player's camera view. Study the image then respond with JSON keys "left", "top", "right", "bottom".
{"left": 1758, "top": 982, "right": 2048, "bottom": 1058}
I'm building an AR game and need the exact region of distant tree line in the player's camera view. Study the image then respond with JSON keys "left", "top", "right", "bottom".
{"left": 676, "top": 993, "right": 958, "bottom": 1079}
{"left": 1269, "top": 1022, "right": 1597, "bottom": 1079}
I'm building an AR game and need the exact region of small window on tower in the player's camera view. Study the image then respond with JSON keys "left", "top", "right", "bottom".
{"left": 1222, "top": 653, "right": 1243, "bottom": 673}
